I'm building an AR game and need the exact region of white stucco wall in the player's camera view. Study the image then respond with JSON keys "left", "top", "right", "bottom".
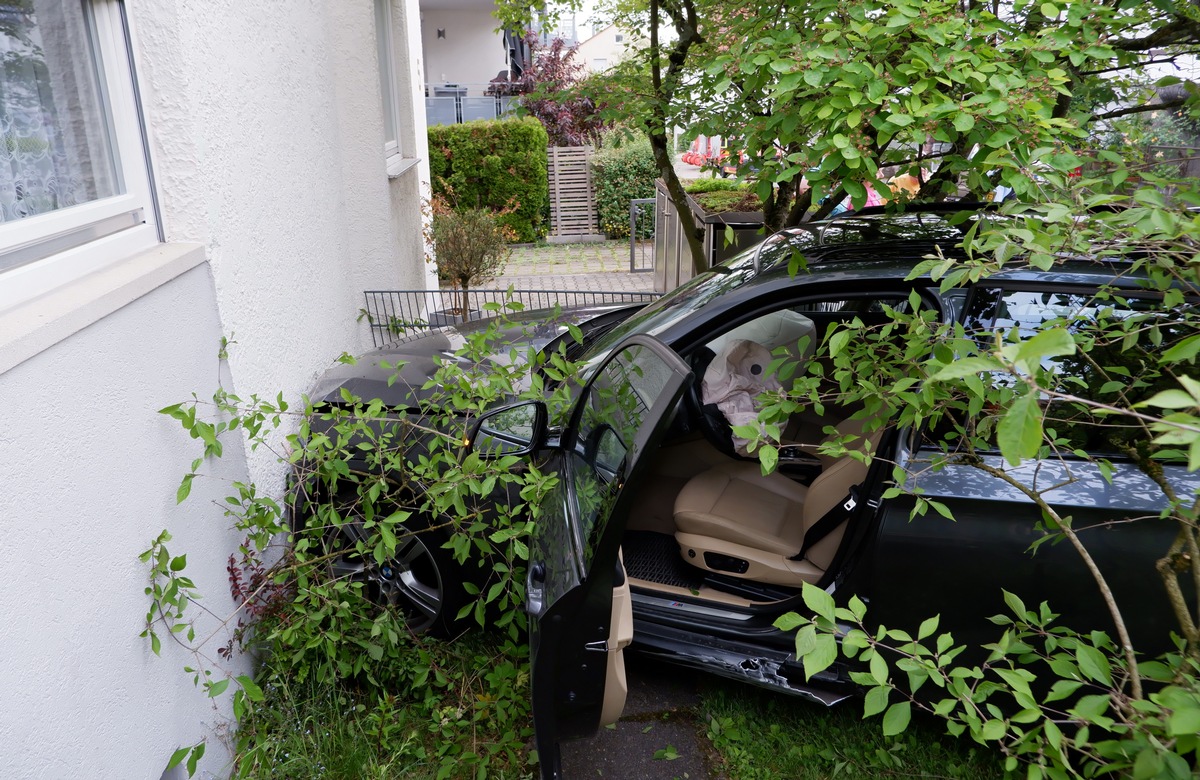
{"left": 1, "top": 0, "right": 431, "bottom": 777}
{"left": 0, "top": 262, "right": 253, "bottom": 779}
{"left": 420, "top": 9, "right": 509, "bottom": 89}
{"left": 133, "top": 0, "right": 429, "bottom": 466}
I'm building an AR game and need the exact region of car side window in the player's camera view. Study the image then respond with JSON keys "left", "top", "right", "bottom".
{"left": 571, "top": 343, "right": 679, "bottom": 565}
{"left": 962, "top": 286, "right": 1193, "bottom": 459}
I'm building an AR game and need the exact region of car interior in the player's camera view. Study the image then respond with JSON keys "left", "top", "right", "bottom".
{"left": 615, "top": 296, "right": 914, "bottom": 611}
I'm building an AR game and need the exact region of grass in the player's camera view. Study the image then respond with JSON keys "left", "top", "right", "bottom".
{"left": 233, "top": 634, "right": 533, "bottom": 780}
{"left": 701, "top": 680, "right": 1010, "bottom": 780}
{"left": 234, "top": 676, "right": 438, "bottom": 780}
{"left": 229, "top": 641, "right": 1010, "bottom": 780}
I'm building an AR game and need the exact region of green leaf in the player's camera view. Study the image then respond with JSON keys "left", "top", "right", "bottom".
{"left": 1015, "top": 327, "right": 1076, "bottom": 366}
{"left": 917, "top": 615, "right": 939, "bottom": 640}
{"left": 869, "top": 649, "right": 888, "bottom": 685}
{"left": 863, "top": 685, "right": 889, "bottom": 717}
{"left": 1162, "top": 334, "right": 1200, "bottom": 362}
{"left": 775, "top": 611, "right": 806, "bottom": 632}
{"left": 1075, "top": 644, "right": 1113, "bottom": 687}
{"left": 166, "top": 746, "right": 191, "bottom": 771}
{"left": 996, "top": 390, "right": 1042, "bottom": 466}
{"left": 1167, "top": 705, "right": 1200, "bottom": 736}
{"left": 829, "top": 329, "right": 850, "bottom": 358}
{"left": 802, "top": 582, "right": 836, "bottom": 621}
{"left": 981, "top": 719, "right": 1006, "bottom": 741}
{"left": 186, "top": 742, "right": 206, "bottom": 776}
{"left": 1002, "top": 590, "right": 1027, "bottom": 618}
{"left": 882, "top": 701, "right": 911, "bottom": 736}
{"left": 1138, "top": 389, "right": 1198, "bottom": 410}
{"left": 804, "top": 633, "right": 838, "bottom": 681}
{"left": 653, "top": 744, "right": 680, "bottom": 761}
{"left": 760, "top": 445, "right": 779, "bottom": 475}
{"left": 208, "top": 678, "right": 230, "bottom": 698}
{"left": 177, "top": 473, "right": 195, "bottom": 504}
{"left": 237, "top": 675, "right": 264, "bottom": 702}
{"left": 1133, "top": 746, "right": 1162, "bottom": 780}
{"left": 928, "top": 356, "right": 1002, "bottom": 381}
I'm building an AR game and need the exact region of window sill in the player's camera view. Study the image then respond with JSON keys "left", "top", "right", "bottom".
{"left": 386, "top": 156, "right": 421, "bottom": 179}
{"left": 0, "top": 242, "right": 207, "bottom": 376}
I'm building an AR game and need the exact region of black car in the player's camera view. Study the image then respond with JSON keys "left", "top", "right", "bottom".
{"left": 310, "top": 208, "right": 1197, "bottom": 779}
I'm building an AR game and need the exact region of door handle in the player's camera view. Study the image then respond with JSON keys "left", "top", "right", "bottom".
{"left": 526, "top": 561, "right": 546, "bottom": 616}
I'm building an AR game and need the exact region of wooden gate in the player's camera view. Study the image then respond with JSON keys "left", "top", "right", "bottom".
{"left": 547, "top": 146, "right": 604, "bottom": 243}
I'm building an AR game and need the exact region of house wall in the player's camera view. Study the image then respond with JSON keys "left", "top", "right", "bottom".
{"left": 575, "top": 24, "right": 639, "bottom": 74}
{"left": 420, "top": 9, "right": 509, "bottom": 89}
{"left": 0, "top": 0, "right": 431, "bottom": 777}
{"left": 0, "top": 258, "right": 253, "bottom": 779}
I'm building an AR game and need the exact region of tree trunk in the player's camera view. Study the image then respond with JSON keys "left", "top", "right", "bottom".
{"left": 648, "top": 0, "right": 707, "bottom": 275}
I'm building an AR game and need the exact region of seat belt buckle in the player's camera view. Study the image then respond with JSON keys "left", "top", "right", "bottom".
{"left": 842, "top": 487, "right": 859, "bottom": 513}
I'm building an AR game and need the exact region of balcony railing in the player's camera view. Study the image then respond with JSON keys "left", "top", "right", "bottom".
{"left": 425, "top": 82, "right": 522, "bottom": 126}
{"left": 362, "top": 288, "right": 661, "bottom": 347}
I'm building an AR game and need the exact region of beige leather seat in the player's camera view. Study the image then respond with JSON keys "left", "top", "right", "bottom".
{"left": 673, "top": 419, "right": 880, "bottom": 587}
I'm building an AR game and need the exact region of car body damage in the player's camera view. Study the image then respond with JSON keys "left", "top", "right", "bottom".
{"left": 630, "top": 618, "right": 852, "bottom": 706}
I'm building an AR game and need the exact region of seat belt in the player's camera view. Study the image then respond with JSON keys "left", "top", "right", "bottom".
{"left": 789, "top": 486, "right": 859, "bottom": 563}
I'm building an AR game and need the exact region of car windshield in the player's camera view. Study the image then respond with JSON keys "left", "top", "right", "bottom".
{"left": 575, "top": 255, "right": 762, "bottom": 377}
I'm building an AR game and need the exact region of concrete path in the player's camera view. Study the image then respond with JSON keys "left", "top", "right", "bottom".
{"left": 560, "top": 653, "right": 720, "bottom": 780}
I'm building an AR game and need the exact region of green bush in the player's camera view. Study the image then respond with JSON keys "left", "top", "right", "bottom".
{"left": 428, "top": 118, "right": 549, "bottom": 243}
{"left": 685, "top": 177, "right": 745, "bottom": 194}
{"left": 593, "top": 137, "right": 659, "bottom": 239}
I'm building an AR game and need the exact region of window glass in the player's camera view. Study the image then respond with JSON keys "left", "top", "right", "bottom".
{"left": 962, "top": 286, "right": 1194, "bottom": 458}
{"left": 374, "top": 0, "right": 399, "bottom": 156}
{"left": 1, "top": 0, "right": 119, "bottom": 230}
{"left": 0, "top": 0, "right": 157, "bottom": 308}
{"left": 572, "top": 344, "right": 676, "bottom": 565}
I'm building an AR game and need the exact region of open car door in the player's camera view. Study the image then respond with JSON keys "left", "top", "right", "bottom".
{"left": 528, "top": 334, "right": 692, "bottom": 779}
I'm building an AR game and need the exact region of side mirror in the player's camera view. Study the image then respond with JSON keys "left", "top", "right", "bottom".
{"left": 585, "top": 423, "right": 628, "bottom": 478}
{"left": 468, "top": 401, "right": 548, "bottom": 457}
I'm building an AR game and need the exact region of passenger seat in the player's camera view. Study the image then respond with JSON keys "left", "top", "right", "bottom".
{"left": 673, "top": 418, "right": 880, "bottom": 587}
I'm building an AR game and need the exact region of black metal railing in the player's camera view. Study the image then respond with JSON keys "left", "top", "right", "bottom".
{"left": 362, "top": 288, "right": 662, "bottom": 348}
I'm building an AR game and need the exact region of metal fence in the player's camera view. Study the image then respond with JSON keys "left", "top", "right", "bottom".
{"left": 629, "top": 198, "right": 656, "bottom": 273}
{"left": 362, "top": 288, "right": 662, "bottom": 348}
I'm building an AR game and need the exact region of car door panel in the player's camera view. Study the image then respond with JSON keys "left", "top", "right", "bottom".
{"left": 529, "top": 335, "right": 692, "bottom": 780}
{"left": 600, "top": 554, "right": 633, "bottom": 728}
{"left": 871, "top": 448, "right": 1199, "bottom": 654}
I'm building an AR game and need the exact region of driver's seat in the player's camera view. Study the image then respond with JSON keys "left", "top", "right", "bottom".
{"left": 672, "top": 419, "right": 879, "bottom": 587}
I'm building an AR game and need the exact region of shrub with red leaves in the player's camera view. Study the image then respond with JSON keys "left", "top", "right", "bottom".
{"left": 514, "top": 32, "right": 608, "bottom": 147}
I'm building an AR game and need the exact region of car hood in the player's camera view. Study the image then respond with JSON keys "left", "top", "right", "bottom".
{"left": 310, "top": 305, "right": 632, "bottom": 408}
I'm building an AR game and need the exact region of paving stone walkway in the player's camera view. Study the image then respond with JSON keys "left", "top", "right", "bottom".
{"left": 498, "top": 239, "right": 656, "bottom": 293}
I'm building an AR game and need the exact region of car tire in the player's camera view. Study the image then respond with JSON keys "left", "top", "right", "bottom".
{"left": 322, "top": 509, "right": 471, "bottom": 638}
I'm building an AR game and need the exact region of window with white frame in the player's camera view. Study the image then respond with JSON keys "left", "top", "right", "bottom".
{"left": 0, "top": 0, "right": 158, "bottom": 311}
{"left": 374, "top": 0, "right": 403, "bottom": 171}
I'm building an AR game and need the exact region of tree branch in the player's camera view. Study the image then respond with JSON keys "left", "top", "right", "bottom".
{"left": 1091, "top": 96, "right": 1189, "bottom": 122}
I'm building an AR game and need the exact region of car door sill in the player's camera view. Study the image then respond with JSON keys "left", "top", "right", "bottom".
{"left": 631, "top": 621, "right": 852, "bottom": 706}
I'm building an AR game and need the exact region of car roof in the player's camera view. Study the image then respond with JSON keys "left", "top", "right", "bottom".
{"left": 741, "top": 208, "right": 1150, "bottom": 290}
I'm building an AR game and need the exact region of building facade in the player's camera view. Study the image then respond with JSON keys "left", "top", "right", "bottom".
{"left": 0, "top": 1, "right": 432, "bottom": 776}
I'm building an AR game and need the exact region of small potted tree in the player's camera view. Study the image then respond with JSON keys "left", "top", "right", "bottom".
{"left": 428, "top": 195, "right": 513, "bottom": 326}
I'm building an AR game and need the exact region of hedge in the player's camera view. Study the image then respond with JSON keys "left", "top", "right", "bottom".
{"left": 428, "top": 117, "right": 549, "bottom": 243}
{"left": 592, "top": 138, "right": 658, "bottom": 239}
